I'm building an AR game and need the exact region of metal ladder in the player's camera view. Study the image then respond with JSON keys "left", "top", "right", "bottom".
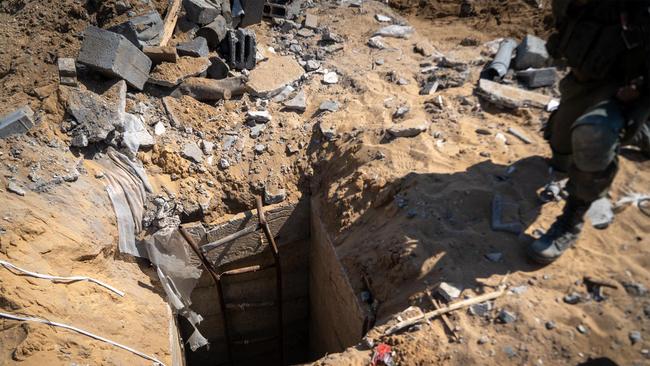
{"left": 180, "top": 196, "right": 284, "bottom": 365}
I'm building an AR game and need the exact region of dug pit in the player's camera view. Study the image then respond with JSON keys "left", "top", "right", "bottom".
{"left": 177, "top": 197, "right": 367, "bottom": 365}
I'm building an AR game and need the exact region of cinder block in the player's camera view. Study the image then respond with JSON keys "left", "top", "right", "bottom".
{"left": 514, "top": 34, "right": 548, "bottom": 70}
{"left": 77, "top": 26, "right": 153, "bottom": 90}
{"left": 108, "top": 11, "right": 164, "bottom": 48}
{"left": 516, "top": 67, "right": 557, "bottom": 88}
{"left": 177, "top": 37, "right": 209, "bottom": 57}
{"left": 196, "top": 15, "right": 228, "bottom": 48}
{"left": 184, "top": 0, "right": 221, "bottom": 25}
{"left": 225, "top": 29, "right": 256, "bottom": 70}
{"left": 239, "top": 0, "right": 264, "bottom": 27}
{"left": 143, "top": 46, "right": 178, "bottom": 64}
{"left": 0, "top": 106, "right": 35, "bottom": 138}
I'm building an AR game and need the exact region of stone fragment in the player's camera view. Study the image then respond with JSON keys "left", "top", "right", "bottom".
{"left": 420, "top": 81, "right": 439, "bottom": 95}
{"left": 577, "top": 324, "right": 588, "bottom": 334}
{"left": 219, "top": 158, "right": 230, "bottom": 169}
{"left": 304, "top": 60, "right": 321, "bottom": 72}
{"left": 264, "top": 187, "right": 287, "bottom": 204}
{"left": 249, "top": 123, "right": 266, "bottom": 138}
{"left": 207, "top": 56, "right": 230, "bottom": 79}
{"left": 414, "top": 41, "right": 436, "bottom": 57}
{"left": 516, "top": 67, "right": 557, "bottom": 88}
{"left": 375, "top": 14, "right": 392, "bottom": 22}
{"left": 154, "top": 122, "right": 166, "bottom": 135}
{"left": 477, "top": 79, "right": 554, "bottom": 109}
{"left": 66, "top": 89, "right": 121, "bottom": 142}
{"left": 201, "top": 140, "right": 214, "bottom": 155}
{"left": 182, "top": 142, "right": 204, "bottom": 163}
{"left": 177, "top": 37, "right": 210, "bottom": 57}
{"left": 58, "top": 57, "right": 76, "bottom": 78}
{"left": 478, "top": 336, "right": 489, "bottom": 345}
{"left": 320, "top": 123, "right": 337, "bottom": 141}
{"left": 623, "top": 282, "right": 648, "bottom": 297}
{"left": 318, "top": 100, "right": 339, "bottom": 113}
{"left": 304, "top": 13, "right": 318, "bottom": 29}
{"left": 77, "top": 26, "right": 152, "bottom": 90}
{"left": 122, "top": 114, "right": 154, "bottom": 153}
{"left": 323, "top": 71, "right": 339, "bottom": 84}
{"left": 283, "top": 90, "right": 307, "bottom": 112}
{"left": 368, "top": 36, "right": 387, "bottom": 49}
{"left": 585, "top": 197, "right": 614, "bottom": 229}
{"left": 289, "top": 44, "right": 302, "bottom": 53}
{"left": 498, "top": 309, "right": 517, "bottom": 324}
{"left": 387, "top": 120, "right": 429, "bottom": 138}
{"left": 246, "top": 110, "right": 272, "bottom": 123}
{"left": 393, "top": 105, "right": 409, "bottom": 119}
{"left": 545, "top": 321, "right": 556, "bottom": 330}
{"left": 437, "top": 282, "right": 462, "bottom": 302}
{"left": 0, "top": 106, "right": 36, "bottom": 138}
{"left": 7, "top": 181, "right": 26, "bottom": 196}
{"left": 514, "top": 34, "right": 548, "bottom": 70}
{"left": 630, "top": 331, "right": 642, "bottom": 345}
{"left": 510, "top": 285, "right": 528, "bottom": 295}
{"left": 110, "top": 10, "right": 164, "bottom": 47}
{"left": 321, "top": 29, "right": 343, "bottom": 43}
{"left": 183, "top": 0, "right": 220, "bottom": 25}
{"left": 197, "top": 15, "right": 228, "bottom": 48}
{"left": 469, "top": 302, "right": 492, "bottom": 317}
{"left": 254, "top": 144, "right": 266, "bottom": 154}
{"left": 71, "top": 134, "right": 88, "bottom": 147}
{"left": 148, "top": 57, "right": 211, "bottom": 87}
{"left": 563, "top": 292, "right": 582, "bottom": 304}
{"left": 296, "top": 28, "right": 315, "bottom": 38}
{"left": 246, "top": 55, "right": 305, "bottom": 98}
{"left": 272, "top": 85, "right": 294, "bottom": 102}
{"left": 142, "top": 46, "right": 178, "bottom": 64}
{"left": 374, "top": 25, "right": 414, "bottom": 39}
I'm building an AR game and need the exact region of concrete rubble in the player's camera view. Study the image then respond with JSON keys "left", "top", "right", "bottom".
{"left": 0, "top": 105, "right": 36, "bottom": 138}
{"left": 514, "top": 34, "right": 548, "bottom": 70}
{"left": 177, "top": 37, "right": 210, "bottom": 57}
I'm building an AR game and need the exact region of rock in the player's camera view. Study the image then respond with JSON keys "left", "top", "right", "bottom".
{"left": 644, "top": 305, "right": 650, "bottom": 317}
{"left": 323, "top": 71, "right": 339, "bottom": 84}
{"left": 284, "top": 90, "right": 307, "bottom": 112}
{"left": 477, "top": 335, "right": 489, "bottom": 345}
{"left": 623, "top": 282, "right": 648, "bottom": 297}
{"left": 577, "top": 324, "right": 588, "bottom": 334}
{"left": 219, "top": 158, "right": 230, "bottom": 169}
{"left": 475, "top": 128, "right": 492, "bottom": 135}
{"left": 375, "top": 14, "right": 392, "bottom": 22}
{"left": 6, "top": 181, "right": 26, "bottom": 196}
{"left": 183, "top": 0, "right": 221, "bottom": 25}
{"left": 272, "top": 85, "right": 295, "bottom": 102}
{"left": 485, "top": 252, "right": 503, "bottom": 262}
{"left": 289, "top": 44, "right": 303, "bottom": 53}
{"left": 58, "top": 57, "right": 77, "bottom": 86}
{"left": 585, "top": 197, "right": 614, "bottom": 229}
{"left": 516, "top": 67, "right": 557, "bottom": 88}
{"left": 321, "top": 29, "right": 343, "bottom": 43}
{"left": 375, "top": 58, "right": 384, "bottom": 65}
{"left": 414, "top": 41, "right": 436, "bottom": 57}
{"left": 304, "top": 13, "right": 318, "bottom": 29}
{"left": 71, "top": 134, "right": 89, "bottom": 147}
{"left": 148, "top": 57, "right": 211, "bottom": 87}
{"left": 254, "top": 144, "right": 266, "bottom": 154}
{"left": 66, "top": 88, "right": 121, "bottom": 143}
{"left": 154, "top": 122, "right": 166, "bottom": 135}
{"left": 498, "top": 309, "right": 517, "bottom": 324}
{"left": 469, "top": 302, "right": 492, "bottom": 317}
{"left": 320, "top": 123, "right": 337, "bottom": 141}
{"left": 246, "top": 55, "right": 305, "bottom": 98}
{"left": 374, "top": 25, "right": 414, "bottom": 39}
{"left": 630, "top": 331, "right": 642, "bottom": 345}
{"left": 318, "top": 100, "right": 339, "bottom": 113}
{"left": 201, "top": 140, "right": 214, "bottom": 155}
{"left": 207, "top": 56, "right": 230, "bottom": 79}
{"left": 477, "top": 78, "right": 555, "bottom": 109}
{"left": 563, "top": 292, "right": 582, "bottom": 304}
{"left": 177, "top": 37, "right": 210, "bottom": 57}
{"left": 0, "top": 106, "right": 36, "bottom": 138}
{"left": 182, "top": 142, "right": 204, "bottom": 163}
{"left": 109, "top": 10, "right": 164, "bottom": 47}
{"left": 249, "top": 123, "right": 266, "bottom": 138}
{"left": 510, "top": 285, "right": 528, "bottom": 295}
{"left": 420, "top": 81, "right": 439, "bottom": 95}
{"left": 387, "top": 120, "right": 429, "bottom": 138}
{"left": 514, "top": 34, "right": 548, "bottom": 70}
{"left": 368, "top": 36, "right": 387, "bottom": 49}
{"left": 264, "top": 187, "right": 287, "bottom": 204}
{"left": 304, "top": 59, "right": 321, "bottom": 71}
{"left": 545, "top": 321, "right": 556, "bottom": 330}
{"left": 437, "top": 282, "right": 463, "bottom": 301}
{"left": 246, "top": 110, "right": 272, "bottom": 123}
{"left": 142, "top": 46, "right": 178, "bottom": 64}
{"left": 393, "top": 105, "right": 409, "bottom": 119}
{"left": 77, "top": 26, "right": 152, "bottom": 90}
{"left": 296, "top": 28, "right": 315, "bottom": 38}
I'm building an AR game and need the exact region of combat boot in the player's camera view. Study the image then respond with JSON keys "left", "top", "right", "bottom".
{"left": 527, "top": 198, "right": 589, "bottom": 264}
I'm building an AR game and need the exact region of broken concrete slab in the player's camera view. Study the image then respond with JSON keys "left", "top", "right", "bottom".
{"left": 110, "top": 10, "right": 164, "bottom": 47}
{"left": 77, "top": 26, "right": 152, "bottom": 90}
{"left": 271, "top": 85, "right": 294, "bottom": 102}
{"left": 304, "top": 59, "right": 321, "bottom": 72}
{"left": 176, "top": 37, "right": 209, "bottom": 57}
{"left": 283, "top": 90, "right": 307, "bottom": 112}
{"left": 374, "top": 25, "right": 414, "bottom": 39}
{"left": 318, "top": 100, "right": 339, "bottom": 113}
{"left": 514, "top": 34, "right": 548, "bottom": 70}
{"left": 516, "top": 67, "right": 557, "bottom": 88}
{"left": 246, "top": 55, "right": 304, "bottom": 98}
{"left": 65, "top": 88, "right": 122, "bottom": 143}
{"left": 196, "top": 15, "right": 228, "bottom": 48}
{"left": 387, "top": 120, "right": 429, "bottom": 138}
{"left": 0, "top": 106, "right": 36, "bottom": 138}
{"left": 183, "top": 0, "right": 221, "bottom": 25}
{"left": 143, "top": 46, "right": 178, "bottom": 64}
{"left": 182, "top": 142, "right": 204, "bottom": 163}
{"left": 148, "top": 56, "right": 211, "bottom": 87}
{"left": 304, "top": 13, "right": 318, "bottom": 29}
{"left": 7, "top": 181, "right": 26, "bottom": 196}
{"left": 476, "top": 79, "right": 554, "bottom": 109}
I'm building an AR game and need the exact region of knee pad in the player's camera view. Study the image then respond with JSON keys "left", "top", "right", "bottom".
{"left": 571, "top": 123, "right": 618, "bottom": 172}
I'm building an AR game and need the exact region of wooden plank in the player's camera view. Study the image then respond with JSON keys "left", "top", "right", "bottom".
{"left": 160, "top": 0, "right": 182, "bottom": 46}
{"left": 192, "top": 199, "right": 310, "bottom": 268}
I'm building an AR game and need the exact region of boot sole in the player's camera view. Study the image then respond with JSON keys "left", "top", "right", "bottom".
{"left": 526, "top": 244, "right": 560, "bottom": 265}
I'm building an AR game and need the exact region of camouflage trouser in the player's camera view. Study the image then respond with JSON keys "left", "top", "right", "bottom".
{"left": 546, "top": 73, "right": 627, "bottom": 203}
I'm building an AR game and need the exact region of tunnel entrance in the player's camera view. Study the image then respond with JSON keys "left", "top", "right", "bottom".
{"left": 176, "top": 197, "right": 368, "bottom": 365}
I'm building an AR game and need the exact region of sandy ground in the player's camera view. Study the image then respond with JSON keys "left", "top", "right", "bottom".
{"left": 0, "top": 0, "right": 649, "bottom": 365}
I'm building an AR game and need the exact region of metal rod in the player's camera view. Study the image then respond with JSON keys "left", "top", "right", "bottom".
{"left": 200, "top": 224, "right": 260, "bottom": 255}
{"left": 221, "top": 264, "right": 271, "bottom": 277}
{"left": 255, "top": 196, "right": 285, "bottom": 366}
{"left": 179, "top": 227, "right": 233, "bottom": 365}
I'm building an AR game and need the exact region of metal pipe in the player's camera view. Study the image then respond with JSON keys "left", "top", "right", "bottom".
{"left": 484, "top": 38, "right": 517, "bottom": 80}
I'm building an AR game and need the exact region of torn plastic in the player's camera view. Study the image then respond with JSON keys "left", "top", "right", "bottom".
{"left": 122, "top": 113, "right": 154, "bottom": 154}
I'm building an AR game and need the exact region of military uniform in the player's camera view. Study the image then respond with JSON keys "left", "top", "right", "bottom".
{"left": 528, "top": 0, "right": 650, "bottom": 263}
